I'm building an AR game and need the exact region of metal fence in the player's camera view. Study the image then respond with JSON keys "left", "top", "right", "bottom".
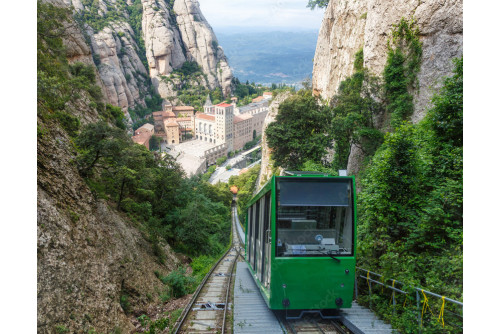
{"left": 355, "top": 268, "right": 463, "bottom": 333}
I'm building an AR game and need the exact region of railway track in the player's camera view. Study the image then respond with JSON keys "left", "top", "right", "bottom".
{"left": 172, "top": 206, "right": 242, "bottom": 334}
{"left": 281, "top": 315, "right": 352, "bottom": 334}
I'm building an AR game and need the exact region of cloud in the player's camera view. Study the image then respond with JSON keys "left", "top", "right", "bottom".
{"left": 199, "top": 0, "right": 325, "bottom": 30}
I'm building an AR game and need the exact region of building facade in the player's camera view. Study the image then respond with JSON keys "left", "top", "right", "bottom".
{"left": 194, "top": 98, "right": 269, "bottom": 154}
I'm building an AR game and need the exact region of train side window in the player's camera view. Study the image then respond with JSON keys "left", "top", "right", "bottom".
{"left": 248, "top": 206, "right": 254, "bottom": 264}
{"left": 275, "top": 178, "right": 354, "bottom": 258}
{"left": 253, "top": 200, "right": 261, "bottom": 270}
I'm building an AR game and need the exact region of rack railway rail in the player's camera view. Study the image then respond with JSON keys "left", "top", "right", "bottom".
{"left": 171, "top": 206, "right": 243, "bottom": 334}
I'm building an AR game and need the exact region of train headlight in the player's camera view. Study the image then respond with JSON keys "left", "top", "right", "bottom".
{"left": 335, "top": 298, "right": 343, "bottom": 307}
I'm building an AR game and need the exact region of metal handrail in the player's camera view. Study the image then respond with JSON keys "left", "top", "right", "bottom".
{"left": 356, "top": 268, "right": 463, "bottom": 306}
{"left": 355, "top": 267, "right": 463, "bottom": 333}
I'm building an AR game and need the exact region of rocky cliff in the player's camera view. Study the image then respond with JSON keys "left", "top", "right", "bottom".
{"left": 145, "top": 0, "right": 233, "bottom": 99}
{"left": 64, "top": 0, "right": 232, "bottom": 112}
{"left": 312, "top": 0, "right": 463, "bottom": 122}
{"left": 255, "top": 92, "right": 290, "bottom": 192}
{"left": 312, "top": 0, "right": 462, "bottom": 174}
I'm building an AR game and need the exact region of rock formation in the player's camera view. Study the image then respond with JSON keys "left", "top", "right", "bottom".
{"left": 88, "top": 22, "right": 149, "bottom": 111}
{"left": 312, "top": 0, "right": 463, "bottom": 174}
{"left": 313, "top": 0, "right": 463, "bottom": 122}
{"left": 255, "top": 92, "right": 291, "bottom": 192}
{"left": 64, "top": 0, "right": 233, "bottom": 112}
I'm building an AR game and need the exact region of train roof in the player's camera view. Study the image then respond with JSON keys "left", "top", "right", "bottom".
{"left": 247, "top": 174, "right": 355, "bottom": 209}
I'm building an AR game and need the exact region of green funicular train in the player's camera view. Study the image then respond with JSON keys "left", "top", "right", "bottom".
{"left": 244, "top": 173, "right": 357, "bottom": 317}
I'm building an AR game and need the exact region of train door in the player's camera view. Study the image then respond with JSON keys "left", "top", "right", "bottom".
{"left": 253, "top": 200, "right": 261, "bottom": 273}
{"left": 261, "top": 193, "right": 271, "bottom": 287}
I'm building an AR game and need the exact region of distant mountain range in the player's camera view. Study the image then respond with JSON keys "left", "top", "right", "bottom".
{"left": 216, "top": 30, "right": 319, "bottom": 86}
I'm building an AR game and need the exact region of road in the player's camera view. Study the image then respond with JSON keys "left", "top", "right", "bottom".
{"left": 209, "top": 145, "right": 261, "bottom": 185}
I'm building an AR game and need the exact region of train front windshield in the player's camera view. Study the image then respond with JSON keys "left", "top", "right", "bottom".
{"left": 276, "top": 178, "right": 354, "bottom": 257}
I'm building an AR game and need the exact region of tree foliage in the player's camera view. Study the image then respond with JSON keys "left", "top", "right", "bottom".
{"left": 75, "top": 121, "right": 232, "bottom": 258}
{"left": 306, "top": 0, "right": 329, "bottom": 10}
{"left": 265, "top": 90, "right": 332, "bottom": 170}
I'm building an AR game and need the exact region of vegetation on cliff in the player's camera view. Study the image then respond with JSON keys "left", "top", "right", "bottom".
{"left": 329, "top": 49, "right": 384, "bottom": 170}
{"left": 384, "top": 17, "right": 423, "bottom": 128}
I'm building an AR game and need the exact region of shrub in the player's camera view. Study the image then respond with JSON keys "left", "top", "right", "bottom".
{"left": 52, "top": 111, "right": 80, "bottom": 137}
{"left": 161, "top": 268, "right": 195, "bottom": 298}
{"left": 216, "top": 156, "right": 227, "bottom": 166}
{"left": 119, "top": 293, "right": 130, "bottom": 314}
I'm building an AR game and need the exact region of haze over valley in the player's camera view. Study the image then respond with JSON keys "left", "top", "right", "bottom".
{"left": 216, "top": 30, "right": 318, "bottom": 86}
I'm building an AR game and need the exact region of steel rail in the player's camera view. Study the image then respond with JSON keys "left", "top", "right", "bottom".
{"left": 312, "top": 318, "right": 326, "bottom": 334}
{"left": 222, "top": 248, "right": 240, "bottom": 334}
{"left": 331, "top": 320, "right": 349, "bottom": 334}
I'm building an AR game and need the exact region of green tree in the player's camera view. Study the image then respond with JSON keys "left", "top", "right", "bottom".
{"left": 265, "top": 91, "right": 332, "bottom": 170}
{"left": 306, "top": 0, "right": 329, "bottom": 9}
{"left": 75, "top": 121, "right": 129, "bottom": 177}
{"left": 149, "top": 135, "right": 160, "bottom": 151}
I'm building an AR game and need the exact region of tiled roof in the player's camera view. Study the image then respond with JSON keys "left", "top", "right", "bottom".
{"left": 263, "top": 92, "right": 272, "bottom": 95}
{"left": 196, "top": 113, "right": 215, "bottom": 121}
{"left": 252, "top": 96, "right": 264, "bottom": 102}
{"left": 215, "top": 103, "right": 232, "bottom": 107}
{"left": 165, "top": 120, "right": 179, "bottom": 127}
{"left": 135, "top": 123, "right": 154, "bottom": 135}
{"left": 234, "top": 114, "right": 253, "bottom": 123}
{"left": 173, "top": 106, "right": 195, "bottom": 111}
{"left": 132, "top": 131, "right": 152, "bottom": 145}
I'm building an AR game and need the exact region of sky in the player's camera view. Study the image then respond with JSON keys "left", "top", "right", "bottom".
{"left": 199, "top": 0, "right": 325, "bottom": 33}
